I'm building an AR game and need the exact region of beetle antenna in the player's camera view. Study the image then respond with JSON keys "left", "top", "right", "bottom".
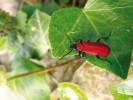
{"left": 60, "top": 50, "right": 73, "bottom": 60}
{"left": 64, "top": 30, "right": 73, "bottom": 44}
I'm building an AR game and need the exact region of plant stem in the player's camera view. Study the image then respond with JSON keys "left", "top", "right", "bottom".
{"left": 7, "top": 58, "right": 83, "bottom": 82}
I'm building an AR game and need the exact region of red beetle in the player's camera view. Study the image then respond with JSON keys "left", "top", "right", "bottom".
{"left": 61, "top": 30, "right": 111, "bottom": 64}
{"left": 76, "top": 42, "right": 110, "bottom": 57}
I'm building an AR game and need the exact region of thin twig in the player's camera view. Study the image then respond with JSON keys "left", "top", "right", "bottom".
{"left": 7, "top": 58, "right": 83, "bottom": 82}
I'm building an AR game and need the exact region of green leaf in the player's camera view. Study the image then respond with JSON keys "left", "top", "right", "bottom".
{"left": 22, "top": 3, "right": 43, "bottom": 19}
{"left": 16, "top": 11, "right": 27, "bottom": 32}
{"left": 0, "top": 37, "right": 17, "bottom": 54}
{"left": 0, "top": 8, "right": 11, "bottom": 31}
{"left": 25, "top": 10, "right": 50, "bottom": 59}
{"left": 49, "top": 0, "right": 133, "bottom": 79}
{"left": 12, "top": 57, "right": 44, "bottom": 72}
{"left": 0, "top": 71, "right": 26, "bottom": 100}
{"left": 109, "top": 78, "right": 133, "bottom": 100}
{"left": 8, "top": 57, "right": 50, "bottom": 100}
{"left": 56, "top": 82, "right": 88, "bottom": 100}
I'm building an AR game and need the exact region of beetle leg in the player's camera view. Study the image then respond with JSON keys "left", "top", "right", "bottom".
{"left": 97, "top": 31, "right": 112, "bottom": 42}
{"left": 72, "top": 38, "right": 82, "bottom": 42}
{"left": 78, "top": 51, "right": 82, "bottom": 56}
{"left": 72, "top": 37, "right": 77, "bottom": 42}
{"left": 79, "top": 39, "right": 85, "bottom": 47}
{"left": 74, "top": 39, "right": 84, "bottom": 46}
{"left": 79, "top": 39, "right": 83, "bottom": 43}
{"left": 78, "top": 51, "right": 85, "bottom": 57}
{"left": 82, "top": 52, "right": 85, "bottom": 57}
{"left": 72, "top": 38, "right": 84, "bottom": 46}
{"left": 96, "top": 56, "right": 112, "bottom": 64}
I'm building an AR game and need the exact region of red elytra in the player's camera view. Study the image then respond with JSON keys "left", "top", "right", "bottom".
{"left": 61, "top": 30, "right": 111, "bottom": 64}
{"left": 77, "top": 42, "right": 110, "bottom": 57}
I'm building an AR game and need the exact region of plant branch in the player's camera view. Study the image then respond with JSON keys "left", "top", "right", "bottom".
{"left": 7, "top": 58, "right": 83, "bottom": 82}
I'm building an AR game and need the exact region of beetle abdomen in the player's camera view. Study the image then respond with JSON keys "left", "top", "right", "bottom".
{"left": 77, "top": 42, "right": 110, "bottom": 57}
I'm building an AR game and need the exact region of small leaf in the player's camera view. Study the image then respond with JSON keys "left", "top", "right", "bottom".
{"left": 0, "top": 37, "right": 17, "bottom": 54}
{"left": 16, "top": 11, "right": 27, "bottom": 32}
{"left": 25, "top": 10, "right": 50, "bottom": 59}
{"left": 109, "top": 78, "right": 133, "bottom": 100}
{"left": 0, "top": 71, "right": 26, "bottom": 100}
{"left": 56, "top": 82, "right": 88, "bottom": 100}
{"left": 49, "top": 0, "right": 133, "bottom": 79}
{"left": 8, "top": 57, "right": 50, "bottom": 100}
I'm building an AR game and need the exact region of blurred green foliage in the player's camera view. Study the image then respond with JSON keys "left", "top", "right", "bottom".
{"left": 0, "top": 0, "right": 132, "bottom": 100}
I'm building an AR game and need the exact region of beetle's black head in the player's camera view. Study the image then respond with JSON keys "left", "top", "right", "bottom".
{"left": 70, "top": 44, "right": 77, "bottom": 50}
{"left": 60, "top": 30, "right": 77, "bottom": 60}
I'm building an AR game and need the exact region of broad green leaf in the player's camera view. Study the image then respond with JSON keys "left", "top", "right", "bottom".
{"left": 25, "top": 10, "right": 50, "bottom": 59}
{"left": 8, "top": 57, "right": 50, "bottom": 100}
{"left": 49, "top": 1, "right": 133, "bottom": 79}
{"left": 16, "top": 11, "right": 27, "bottom": 32}
{"left": 56, "top": 82, "right": 88, "bottom": 100}
{"left": 0, "top": 37, "right": 17, "bottom": 54}
{"left": 109, "top": 78, "right": 133, "bottom": 100}
{"left": 0, "top": 71, "right": 26, "bottom": 100}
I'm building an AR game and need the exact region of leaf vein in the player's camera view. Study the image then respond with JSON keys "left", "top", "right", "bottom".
{"left": 111, "top": 51, "right": 124, "bottom": 78}
{"left": 83, "top": 10, "right": 100, "bottom": 35}
{"left": 84, "top": 6, "right": 133, "bottom": 12}
{"left": 55, "top": 11, "right": 83, "bottom": 56}
{"left": 36, "top": 11, "right": 45, "bottom": 42}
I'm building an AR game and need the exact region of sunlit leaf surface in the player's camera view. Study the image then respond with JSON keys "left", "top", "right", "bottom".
{"left": 57, "top": 82, "right": 88, "bottom": 100}
{"left": 0, "top": 71, "right": 26, "bottom": 100}
{"left": 49, "top": 0, "right": 133, "bottom": 79}
{"left": 109, "top": 78, "right": 133, "bottom": 100}
{"left": 8, "top": 57, "right": 50, "bottom": 100}
{"left": 25, "top": 10, "right": 50, "bottom": 59}
{"left": 0, "top": 37, "right": 17, "bottom": 54}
